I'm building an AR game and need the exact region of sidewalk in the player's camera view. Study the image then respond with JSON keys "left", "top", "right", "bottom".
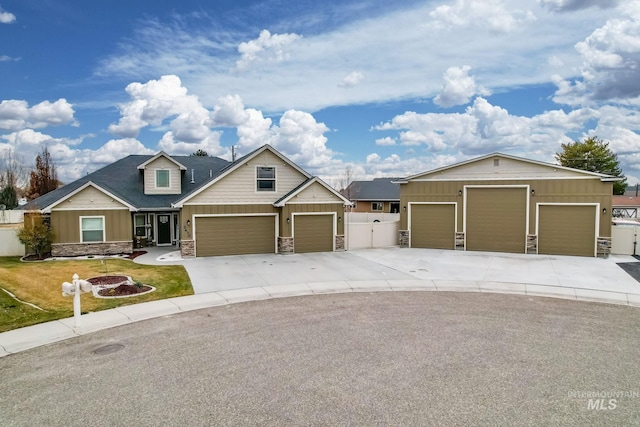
{"left": 2, "top": 247, "right": 640, "bottom": 357}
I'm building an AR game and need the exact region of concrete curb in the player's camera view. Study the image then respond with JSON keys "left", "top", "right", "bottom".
{"left": 1, "top": 280, "right": 639, "bottom": 357}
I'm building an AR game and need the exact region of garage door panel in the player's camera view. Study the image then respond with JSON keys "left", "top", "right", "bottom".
{"left": 410, "top": 204, "right": 455, "bottom": 249}
{"left": 196, "top": 216, "right": 275, "bottom": 257}
{"left": 466, "top": 188, "right": 527, "bottom": 253}
{"left": 538, "top": 205, "right": 596, "bottom": 257}
{"left": 294, "top": 215, "right": 333, "bottom": 253}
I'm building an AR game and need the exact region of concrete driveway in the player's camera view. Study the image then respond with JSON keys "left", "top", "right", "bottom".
{"left": 135, "top": 247, "right": 640, "bottom": 296}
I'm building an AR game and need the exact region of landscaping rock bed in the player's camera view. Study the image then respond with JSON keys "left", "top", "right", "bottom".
{"left": 87, "top": 275, "right": 155, "bottom": 298}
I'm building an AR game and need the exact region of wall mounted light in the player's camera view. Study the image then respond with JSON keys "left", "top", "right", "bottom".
{"left": 286, "top": 217, "right": 290, "bottom": 224}
{"left": 186, "top": 220, "right": 191, "bottom": 227}
{"left": 531, "top": 189, "right": 535, "bottom": 196}
{"left": 458, "top": 189, "right": 463, "bottom": 196}
{"left": 602, "top": 208, "right": 607, "bottom": 215}
{"left": 403, "top": 206, "right": 407, "bottom": 212}
{"left": 338, "top": 216, "right": 342, "bottom": 222}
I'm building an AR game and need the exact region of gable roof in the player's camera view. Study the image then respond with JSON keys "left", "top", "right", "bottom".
{"left": 403, "top": 152, "right": 619, "bottom": 182}
{"left": 344, "top": 178, "right": 401, "bottom": 201}
{"left": 40, "top": 181, "right": 138, "bottom": 213}
{"left": 173, "top": 144, "right": 312, "bottom": 207}
{"left": 20, "top": 154, "right": 230, "bottom": 211}
{"left": 137, "top": 151, "right": 187, "bottom": 170}
{"left": 274, "top": 177, "right": 352, "bottom": 207}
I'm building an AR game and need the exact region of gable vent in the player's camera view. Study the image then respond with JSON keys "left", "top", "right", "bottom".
{"left": 494, "top": 159, "right": 499, "bottom": 166}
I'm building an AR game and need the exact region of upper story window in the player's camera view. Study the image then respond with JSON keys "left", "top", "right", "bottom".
{"left": 156, "top": 170, "right": 170, "bottom": 188}
{"left": 257, "top": 166, "right": 276, "bottom": 192}
{"left": 371, "top": 202, "right": 384, "bottom": 211}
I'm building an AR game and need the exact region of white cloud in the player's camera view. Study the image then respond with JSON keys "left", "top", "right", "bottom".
{"left": 235, "top": 29, "right": 302, "bottom": 71}
{"left": 0, "top": 6, "right": 15, "bottom": 24}
{"left": 339, "top": 71, "right": 364, "bottom": 88}
{"left": 375, "top": 97, "right": 595, "bottom": 157}
{"left": 429, "top": 0, "right": 535, "bottom": 33}
{"left": 553, "top": 5, "right": 640, "bottom": 105}
{"left": 210, "top": 94, "right": 249, "bottom": 127}
{"left": 0, "top": 99, "right": 76, "bottom": 131}
{"left": 375, "top": 136, "right": 396, "bottom": 146}
{"left": 434, "top": 65, "right": 489, "bottom": 108}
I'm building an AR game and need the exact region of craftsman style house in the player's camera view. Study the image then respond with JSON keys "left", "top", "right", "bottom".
{"left": 21, "top": 145, "right": 351, "bottom": 258}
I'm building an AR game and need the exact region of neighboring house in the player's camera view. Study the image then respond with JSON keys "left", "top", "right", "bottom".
{"left": 20, "top": 145, "right": 351, "bottom": 258}
{"left": 397, "top": 153, "right": 618, "bottom": 257}
{"left": 612, "top": 196, "right": 640, "bottom": 219}
{"left": 342, "top": 178, "right": 400, "bottom": 213}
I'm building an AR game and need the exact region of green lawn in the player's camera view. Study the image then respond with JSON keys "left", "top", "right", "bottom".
{"left": 0, "top": 257, "right": 193, "bottom": 332}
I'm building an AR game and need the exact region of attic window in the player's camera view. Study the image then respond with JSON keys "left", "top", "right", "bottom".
{"left": 494, "top": 159, "right": 499, "bottom": 166}
{"left": 257, "top": 166, "right": 276, "bottom": 192}
{"left": 156, "top": 170, "right": 170, "bottom": 188}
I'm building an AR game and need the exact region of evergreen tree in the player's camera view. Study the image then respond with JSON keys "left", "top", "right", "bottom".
{"left": 555, "top": 136, "right": 627, "bottom": 195}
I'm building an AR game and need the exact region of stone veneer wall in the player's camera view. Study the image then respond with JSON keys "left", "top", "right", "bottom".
{"left": 526, "top": 235, "right": 538, "bottom": 254}
{"left": 455, "top": 232, "right": 465, "bottom": 250}
{"left": 399, "top": 230, "right": 410, "bottom": 248}
{"left": 52, "top": 241, "right": 132, "bottom": 257}
{"left": 335, "top": 235, "right": 345, "bottom": 251}
{"left": 597, "top": 236, "right": 611, "bottom": 258}
{"left": 278, "top": 236, "right": 294, "bottom": 254}
{"left": 181, "top": 240, "right": 195, "bottom": 258}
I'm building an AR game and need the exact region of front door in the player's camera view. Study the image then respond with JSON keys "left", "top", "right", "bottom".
{"left": 157, "top": 214, "right": 172, "bottom": 245}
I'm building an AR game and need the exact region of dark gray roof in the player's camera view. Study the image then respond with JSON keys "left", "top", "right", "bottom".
{"left": 20, "top": 154, "right": 231, "bottom": 211}
{"left": 344, "top": 178, "right": 400, "bottom": 201}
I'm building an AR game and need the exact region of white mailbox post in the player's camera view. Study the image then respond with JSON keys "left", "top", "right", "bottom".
{"left": 62, "top": 273, "right": 93, "bottom": 328}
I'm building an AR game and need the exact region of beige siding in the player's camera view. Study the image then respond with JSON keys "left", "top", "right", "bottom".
{"left": 400, "top": 178, "right": 612, "bottom": 238}
{"left": 187, "top": 150, "right": 308, "bottom": 204}
{"left": 412, "top": 156, "right": 601, "bottom": 180}
{"left": 54, "top": 186, "right": 129, "bottom": 210}
{"left": 143, "top": 156, "right": 182, "bottom": 195}
{"left": 288, "top": 182, "right": 343, "bottom": 204}
{"left": 52, "top": 209, "right": 131, "bottom": 243}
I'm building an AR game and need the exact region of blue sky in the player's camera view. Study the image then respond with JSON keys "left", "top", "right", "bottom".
{"left": 1, "top": 0, "right": 640, "bottom": 186}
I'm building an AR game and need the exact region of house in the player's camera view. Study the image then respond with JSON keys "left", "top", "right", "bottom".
{"left": 612, "top": 195, "right": 640, "bottom": 219}
{"left": 20, "top": 145, "right": 351, "bottom": 258}
{"left": 397, "top": 153, "right": 618, "bottom": 257}
{"left": 342, "top": 178, "right": 400, "bottom": 213}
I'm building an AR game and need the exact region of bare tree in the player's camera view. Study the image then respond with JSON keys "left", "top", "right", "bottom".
{"left": 27, "top": 146, "right": 59, "bottom": 200}
{"left": 0, "top": 150, "right": 28, "bottom": 208}
{"left": 336, "top": 165, "right": 355, "bottom": 200}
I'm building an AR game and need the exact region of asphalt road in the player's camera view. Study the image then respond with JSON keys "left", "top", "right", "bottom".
{"left": 1, "top": 292, "right": 639, "bottom": 426}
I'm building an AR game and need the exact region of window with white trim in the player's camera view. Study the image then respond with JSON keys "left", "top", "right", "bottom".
{"left": 256, "top": 166, "right": 276, "bottom": 192}
{"left": 134, "top": 214, "right": 146, "bottom": 237}
{"left": 81, "top": 216, "right": 105, "bottom": 242}
{"left": 371, "top": 202, "right": 384, "bottom": 211}
{"left": 156, "top": 170, "right": 170, "bottom": 188}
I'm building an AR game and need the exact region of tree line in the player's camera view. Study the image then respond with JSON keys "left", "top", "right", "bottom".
{"left": 0, "top": 146, "right": 59, "bottom": 209}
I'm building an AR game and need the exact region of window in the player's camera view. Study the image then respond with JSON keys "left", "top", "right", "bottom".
{"left": 134, "top": 214, "right": 146, "bottom": 237}
{"left": 81, "top": 216, "right": 105, "bottom": 242}
{"left": 156, "top": 170, "right": 170, "bottom": 188}
{"left": 256, "top": 166, "right": 276, "bottom": 192}
{"left": 371, "top": 202, "right": 384, "bottom": 211}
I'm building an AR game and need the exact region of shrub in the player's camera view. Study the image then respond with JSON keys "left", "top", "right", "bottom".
{"left": 17, "top": 215, "right": 55, "bottom": 258}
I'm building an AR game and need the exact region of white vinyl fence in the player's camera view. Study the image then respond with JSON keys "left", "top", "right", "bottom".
{"left": 346, "top": 213, "right": 399, "bottom": 250}
{"left": 0, "top": 210, "right": 25, "bottom": 256}
{"left": 611, "top": 224, "right": 640, "bottom": 256}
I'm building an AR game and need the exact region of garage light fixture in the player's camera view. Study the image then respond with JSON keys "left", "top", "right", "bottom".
{"left": 602, "top": 208, "right": 607, "bottom": 215}
{"left": 531, "top": 189, "right": 535, "bottom": 196}
{"left": 186, "top": 220, "right": 191, "bottom": 227}
{"left": 458, "top": 189, "right": 462, "bottom": 196}
{"left": 338, "top": 216, "right": 342, "bottom": 222}
{"left": 286, "top": 217, "right": 290, "bottom": 224}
